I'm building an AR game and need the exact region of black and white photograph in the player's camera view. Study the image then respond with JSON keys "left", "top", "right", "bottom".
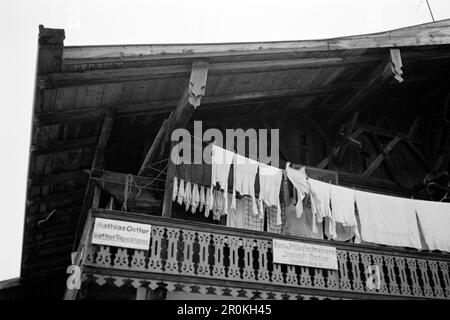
{"left": 1, "top": 0, "right": 450, "bottom": 309}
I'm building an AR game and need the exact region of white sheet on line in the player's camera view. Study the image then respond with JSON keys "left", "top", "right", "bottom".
{"left": 413, "top": 199, "right": 450, "bottom": 252}
{"left": 354, "top": 190, "right": 422, "bottom": 249}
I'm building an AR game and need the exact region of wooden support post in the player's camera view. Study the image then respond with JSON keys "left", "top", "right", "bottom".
{"left": 92, "top": 111, "right": 114, "bottom": 170}
{"left": 72, "top": 111, "right": 114, "bottom": 250}
{"left": 162, "top": 142, "right": 176, "bottom": 217}
{"left": 92, "top": 185, "right": 101, "bottom": 209}
{"left": 138, "top": 118, "right": 169, "bottom": 175}
{"left": 153, "top": 60, "right": 209, "bottom": 217}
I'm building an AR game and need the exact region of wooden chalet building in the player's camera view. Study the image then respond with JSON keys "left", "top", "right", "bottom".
{"left": 9, "top": 20, "right": 450, "bottom": 300}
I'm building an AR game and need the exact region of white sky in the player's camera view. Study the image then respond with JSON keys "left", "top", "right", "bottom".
{"left": 0, "top": 0, "right": 449, "bottom": 281}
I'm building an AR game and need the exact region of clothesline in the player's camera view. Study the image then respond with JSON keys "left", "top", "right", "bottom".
{"left": 174, "top": 144, "right": 450, "bottom": 253}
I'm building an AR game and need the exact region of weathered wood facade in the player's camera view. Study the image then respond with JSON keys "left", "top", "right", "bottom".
{"left": 9, "top": 20, "right": 450, "bottom": 299}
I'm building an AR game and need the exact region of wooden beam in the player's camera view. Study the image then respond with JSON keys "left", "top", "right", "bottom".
{"left": 92, "top": 111, "right": 114, "bottom": 170}
{"left": 366, "top": 133, "right": 405, "bottom": 189}
{"left": 35, "top": 82, "right": 357, "bottom": 125}
{"left": 62, "top": 19, "right": 450, "bottom": 61}
{"left": 72, "top": 112, "right": 114, "bottom": 251}
{"left": 161, "top": 142, "right": 176, "bottom": 218}
{"left": 362, "top": 136, "right": 402, "bottom": 178}
{"left": 202, "top": 82, "right": 358, "bottom": 105}
{"left": 138, "top": 118, "right": 169, "bottom": 175}
{"left": 139, "top": 60, "right": 209, "bottom": 176}
{"left": 144, "top": 61, "right": 209, "bottom": 218}
{"left": 42, "top": 56, "right": 378, "bottom": 89}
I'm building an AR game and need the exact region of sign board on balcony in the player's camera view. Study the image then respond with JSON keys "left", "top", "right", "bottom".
{"left": 92, "top": 217, "right": 151, "bottom": 250}
{"left": 272, "top": 239, "right": 338, "bottom": 270}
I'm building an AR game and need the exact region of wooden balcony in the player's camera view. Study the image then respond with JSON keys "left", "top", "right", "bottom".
{"left": 74, "top": 208, "right": 450, "bottom": 300}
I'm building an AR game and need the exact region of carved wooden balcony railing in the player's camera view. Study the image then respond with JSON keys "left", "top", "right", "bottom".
{"left": 80, "top": 208, "right": 450, "bottom": 300}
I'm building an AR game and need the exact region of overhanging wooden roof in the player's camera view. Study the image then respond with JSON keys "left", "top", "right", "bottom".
{"left": 23, "top": 19, "right": 450, "bottom": 281}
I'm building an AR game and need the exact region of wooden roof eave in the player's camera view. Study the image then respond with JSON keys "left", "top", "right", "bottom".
{"left": 62, "top": 18, "right": 450, "bottom": 63}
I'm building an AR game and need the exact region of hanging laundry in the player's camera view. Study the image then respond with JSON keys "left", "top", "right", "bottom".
{"left": 325, "top": 219, "right": 357, "bottom": 242}
{"left": 232, "top": 153, "right": 259, "bottom": 216}
{"left": 212, "top": 189, "right": 226, "bottom": 221}
{"left": 329, "top": 184, "right": 360, "bottom": 243}
{"left": 266, "top": 204, "right": 285, "bottom": 234}
{"left": 243, "top": 196, "right": 264, "bottom": 232}
{"left": 172, "top": 176, "right": 179, "bottom": 202}
{"left": 191, "top": 184, "right": 200, "bottom": 214}
{"left": 226, "top": 195, "right": 249, "bottom": 229}
{"left": 412, "top": 199, "right": 450, "bottom": 252}
{"left": 285, "top": 163, "right": 310, "bottom": 218}
{"left": 258, "top": 162, "right": 283, "bottom": 225}
{"left": 177, "top": 178, "right": 185, "bottom": 205}
{"left": 211, "top": 145, "right": 235, "bottom": 215}
{"left": 354, "top": 190, "right": 421, "bottom": 249}
{"left": 205, "top": 187, "right": 213, "bottom": 217}
{"left": 106, "top": 196, "right": 115, "bottom": 211}
{"left": 309, "top": 178, "right": 332, "bottom": 233}
{"left": 177, "top": 163, "right": 211, "bottom": 187}
{"left": 184, "top": 181, "right": 192, "bottom": 212}
{"left": 199, "top": 185, "right": 206, "bottom": 212}
{"left": 283, "top": 198, "right": 324, "bottom": 240}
